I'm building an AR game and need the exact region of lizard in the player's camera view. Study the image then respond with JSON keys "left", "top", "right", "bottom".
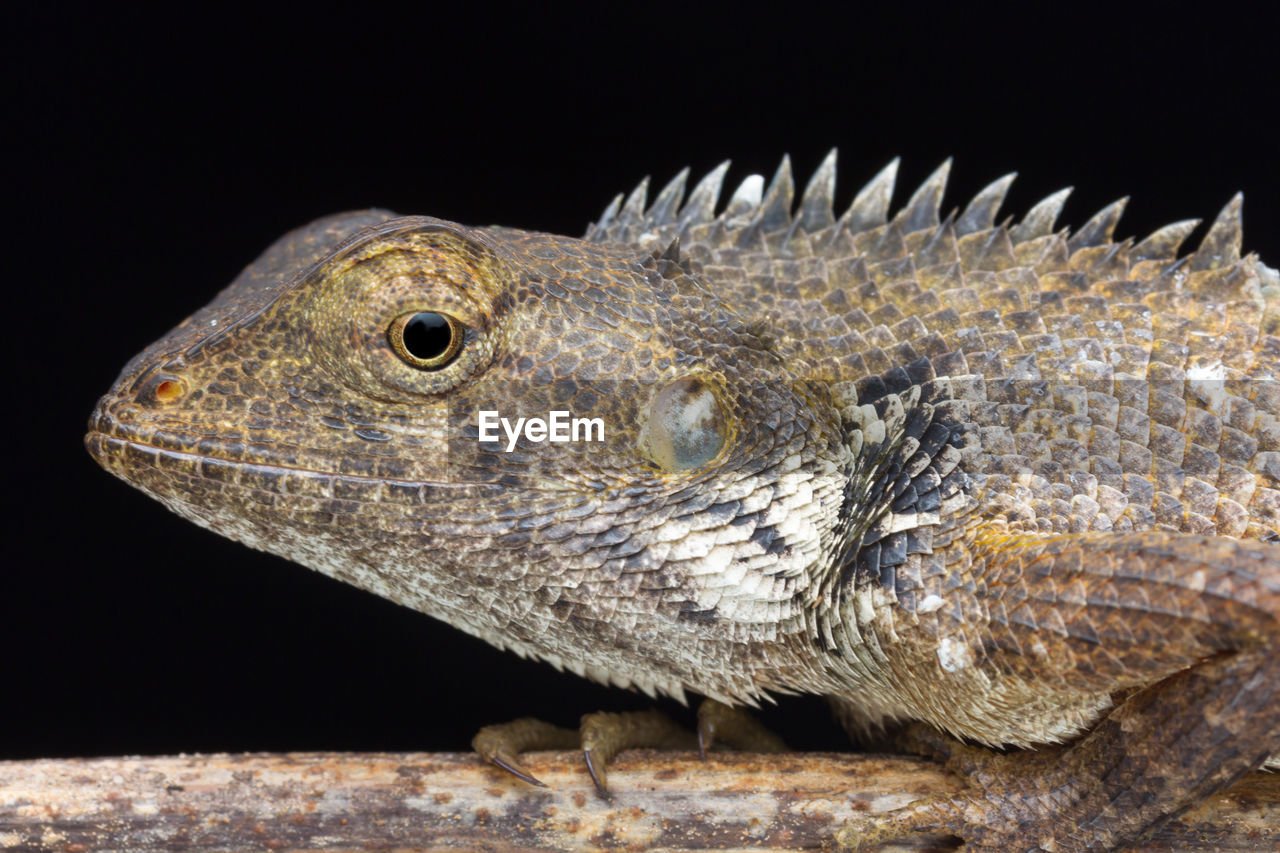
{"left": 85, "top": 150, "right": 1280, "bottom": 852}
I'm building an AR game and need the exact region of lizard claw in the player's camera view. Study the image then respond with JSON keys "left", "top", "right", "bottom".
{"left": 475, "top": 704, "right": 786, "bottom": 798}
{"left": 579, "top": 709, "right": 696, "bottom": 798}
{"left": 484, "top": 750, "right": 547, "bottom": 788}
{"left": 471, "top": 717, "right": 578, "bottom": 788}
{"left": 581, "top": 745, "right": 612, "bottom": 800}
{"left": 472, "top": 709, "right": 695, "bottom": 797}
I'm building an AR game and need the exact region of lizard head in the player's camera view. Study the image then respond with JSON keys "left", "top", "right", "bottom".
{"left": 87, "top": 210, "right": 848, "bottom": 701}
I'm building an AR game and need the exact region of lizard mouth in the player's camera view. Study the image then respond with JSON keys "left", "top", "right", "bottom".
{"left": 84, "top": 427, "right": 488, "bottom": 495}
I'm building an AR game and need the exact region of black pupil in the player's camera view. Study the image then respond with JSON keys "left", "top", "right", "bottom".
{"left": 402, "top": 312, "right": 453, "bottom": 361}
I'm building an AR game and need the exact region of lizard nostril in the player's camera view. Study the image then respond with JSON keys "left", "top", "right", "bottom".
{"left": 140, "top": 374, "right": 188, "bottom": 405}
{"left": 155, "top": 380, "right": 183, "bottom": 402}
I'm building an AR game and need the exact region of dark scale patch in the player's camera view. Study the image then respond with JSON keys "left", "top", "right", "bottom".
{"left": 592, "top": 525, "right": 631, "bottom": 548}
{"left": 902, "top": 404, "right": 931, "bottom": 442}
{"left": 343, "top": 406, "right": 377, "bottom": 428}
{"left": 605, "top": 536, "right": 647, "bottom": 560}
{"left": 880, "top": 532, "right": 909, "bottom": 569}
{"left": 891, "top": 484, "right": 918, "bottom": 513}
{"left": 856, "top": 374, "right": 890, "bottom": 404}
{"left": 749, "top": 524, "right": 789, "bottom": 556}
{"left": 843, "top": 542, "right": 881, "bottom": 592}
{"left": 887, "top": 380, "right": 919, "bottom": 416}
{"left": 833, "top": 383, "right": 969, "bottom": 595}
{"left": 704, "top": 499, "right": 742, "bottom": 523}
{"left": 677, "top": 601, "right": 719, "bottom": 623}
{"left": 916, "top": 421, "right": 953, "bottom": 459}
{"left": 904, "top": 529, "right": 933, "bottom": 557}
{"left": 878, "top": 563, "right": 896, "bottom": 592}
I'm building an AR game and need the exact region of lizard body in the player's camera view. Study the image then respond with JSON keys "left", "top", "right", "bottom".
{"left": 87, "top": 152, "right": 1280, "bottom": 851}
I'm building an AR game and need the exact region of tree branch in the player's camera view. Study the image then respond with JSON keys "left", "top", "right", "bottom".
{"left": 1, "top": 751, "right": 1276, "bottom": 851}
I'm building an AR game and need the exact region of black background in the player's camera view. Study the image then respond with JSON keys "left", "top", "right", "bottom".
{"left": 6, "top": 6, "right": 1278, "bottom": 761}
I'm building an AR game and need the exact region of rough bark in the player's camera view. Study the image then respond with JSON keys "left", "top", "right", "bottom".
{"left": 1, "top": 751, "right": 1275, "bottom": 852}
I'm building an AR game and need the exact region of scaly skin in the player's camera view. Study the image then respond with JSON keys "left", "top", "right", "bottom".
{"left": 87, "top": 151, "right": 1280, "bottom": 851}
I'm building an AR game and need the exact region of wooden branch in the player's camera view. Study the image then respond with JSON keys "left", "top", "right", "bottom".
{"left": 1, "top": 751, "right": 1276, "bottom": 852}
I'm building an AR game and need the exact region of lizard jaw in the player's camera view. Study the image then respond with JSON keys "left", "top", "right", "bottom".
{"left": 84, "top": 431, "right": 482, "bottom": 493}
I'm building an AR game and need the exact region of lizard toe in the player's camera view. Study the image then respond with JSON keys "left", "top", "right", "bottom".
{"left": 695, "top": 698, "right": 788, "bottom": 757}
{"left": 579, "top": 709, "right": 696, "bottom": 798}
{"left": 472, "top": 717, "right": 579, "bottom": 787}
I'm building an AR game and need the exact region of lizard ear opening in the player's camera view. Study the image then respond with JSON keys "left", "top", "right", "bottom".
{"left": 642, "top": 377, "right": 730, "bottom": 472}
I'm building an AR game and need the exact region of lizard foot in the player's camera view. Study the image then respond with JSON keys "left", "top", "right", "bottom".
{"left": 839, "top": 647, "right": 1280, "bottom": 851}
{"left": 473, "top": 709, "right": 694, "bottom": 797}
{"left": 835, "top": 738, "right": 1111, "bottom": 853}
{"left": 838, "top": 532, "right": 1280, "bottom": 852}
{"left": 580, "top": 709, "right": 697, "bottom": 797}
{"left": 471, "top": 717, "right": 579, "bottom": 787}
{"left": 695, "top": 698, "right": 788, "bottom": 757}
{"left": 474, "top": 700, "right": 786, "bottom": 797}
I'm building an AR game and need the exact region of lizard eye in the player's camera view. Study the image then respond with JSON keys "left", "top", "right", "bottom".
{"left": 388, "top": 311, "right": 465, "bottom": 369}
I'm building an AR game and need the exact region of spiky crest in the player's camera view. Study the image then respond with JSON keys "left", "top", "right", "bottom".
{"left": 1133, "top": 219, "right": 1200, "bottom": 261}
{"left": 1009, "top": 188, "right": 1071, "bottom": 243}
{"left": 955, "top": 173, "right": 1015, "bottom": 236}
{"left": 795, "top": 148, "right": 838, "bottom": 233}
{"left": 584, "top": 152, "right": 1250, "bottom": 268}
{"left": 895, "top": 159, "right": 951, "bottom": 234}
{"left": 678, "top": 160, "right": 730, "bottom": 230}
{"left": 840, "top": 157, "right": 899, "bottom": 234}
{"left": 1191, "top": 193, "right": 1244, "bottom": 271}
